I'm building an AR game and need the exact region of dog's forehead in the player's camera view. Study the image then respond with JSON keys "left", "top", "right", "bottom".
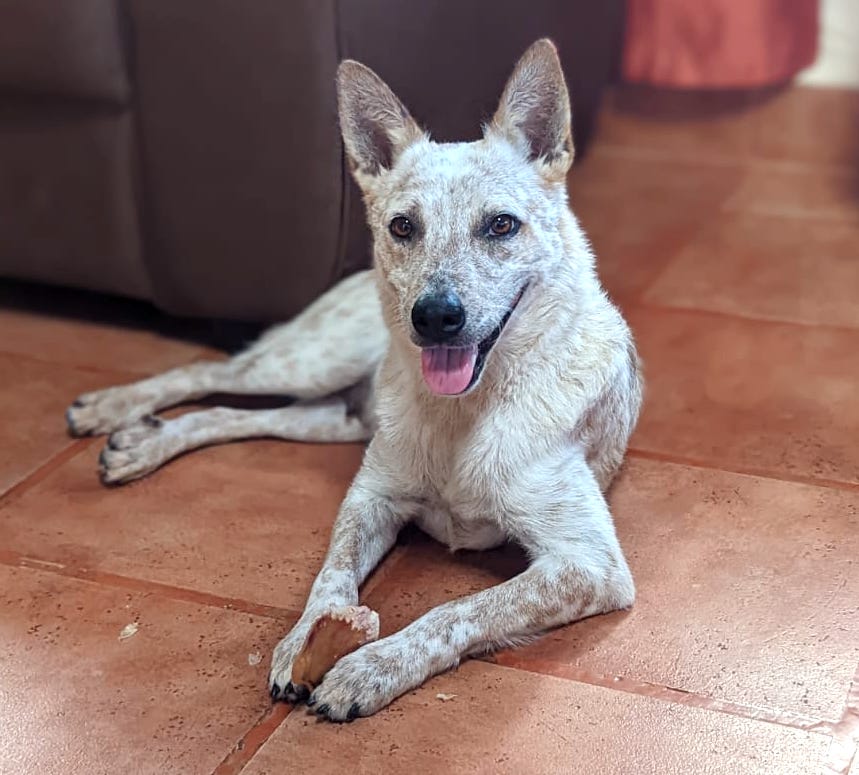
{"left": 383, "top": 139, "right": 537, "bottom": 215}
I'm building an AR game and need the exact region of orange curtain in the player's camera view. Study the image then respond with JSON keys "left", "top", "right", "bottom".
{"left": 622, "top": 0, "right": 819, "bottom": 88}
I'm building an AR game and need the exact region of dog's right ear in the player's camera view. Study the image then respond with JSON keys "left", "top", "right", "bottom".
{"left": 337, "top": 61, "right": 423, "bottom": 184}
{"left": 489, "top": 39, "right": 573, "bottom": 181}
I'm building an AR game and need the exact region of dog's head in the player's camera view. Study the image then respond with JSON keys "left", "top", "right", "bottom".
{"left": 337, "top": 39, "right": 575, "bottom": 397}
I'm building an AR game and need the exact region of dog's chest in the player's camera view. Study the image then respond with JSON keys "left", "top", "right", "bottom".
{"left": 415, "top": 505, "right": 506, "bottom": 552}
{"left": 411, "top": 427, "right": 510, "bottom": 552}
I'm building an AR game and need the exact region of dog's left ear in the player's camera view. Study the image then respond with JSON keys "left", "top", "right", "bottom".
{"left": 489, "top": 39, "right": 573, "bottom": 179}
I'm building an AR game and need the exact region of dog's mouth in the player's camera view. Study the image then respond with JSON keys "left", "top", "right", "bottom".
{"left": 420, "top": 285, "right": 527, "bottom": 396}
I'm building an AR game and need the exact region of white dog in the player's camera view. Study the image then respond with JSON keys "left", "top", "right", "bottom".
{"left": 67, "top": 39, "right": 642, "bottom": 721}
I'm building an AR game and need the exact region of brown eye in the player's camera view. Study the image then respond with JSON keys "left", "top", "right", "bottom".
{"left": 389, "top": 216, "right": 413, "bottom": 239}
{"left": 489, "top": 214, "right": 519, "bottom": 237}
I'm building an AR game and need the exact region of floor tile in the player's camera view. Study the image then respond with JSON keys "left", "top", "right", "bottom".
{"left": 596, "top": 86, "right": 762, "bottom": 161}
{"left": 0, "top": 563, "right": 285, "bottom": 775}
{"left": 508, "top": 459, "right": 859, "bottom": 720}
{"left": 365, "top": 459, "right": 859, "bottom": 721}
{"left": 746, "top": 87, "right": 859, "bottom": 167}
{"left": 0, "top": 353, "right": 132, "bottom": 494}
{"left": 627, "top": 307, "right": 859, "bottom": 484}
{"left": 723, "top": 165, "right": 859, "bottom": 224}
{"left": 0, "top": 307, "right": 206, "bottom": 374}
{"left": 569, "top": 149, "right": 742, "bottom": 302}
{"left": 643, "top": 213, "right": 859, "bottom": 328}
{"left": 597, "top": 85, "right": 859, "bottom": 168}
{"left": 365, "top": 530, "right": 528, "bottom": 638}
{"left": 0, "top": 440, "right": 364, "bottom": 612}
{"left": 242, "top": 661, "right": 829, "bottom": 775}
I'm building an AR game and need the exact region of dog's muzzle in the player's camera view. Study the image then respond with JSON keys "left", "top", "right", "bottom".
{"left": 418, "top": 285, "right": 527, "bottom": 396}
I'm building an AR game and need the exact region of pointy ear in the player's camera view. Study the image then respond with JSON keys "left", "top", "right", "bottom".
{"left": 489, "top": 39, "right": 573, "bottom": 179}
{"left": 336, "top": 60, "right": 424, "bottom": 183}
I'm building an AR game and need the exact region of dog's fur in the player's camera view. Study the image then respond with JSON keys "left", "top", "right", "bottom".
{"left": 66, "top": 40, "right": 642, "bottom": 721}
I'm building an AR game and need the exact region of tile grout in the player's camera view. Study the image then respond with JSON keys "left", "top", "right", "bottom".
{"left": 0, "top": 438, "right": 97, "bottom": 508}
{"left": 488, "top": 654, "right": 836, "bottom": 737}
{"left": 210, "top": 703, "right": 292, "bottom": 775}
{"left": 625, "top": 447, "right": 859, "bottom": 495}
{"left": 588, "top": 142, "right": 859, "bottom": 178}
{"left": 0, "top": 548, "right": 301, "bottom": 621}
{"left": 0, "top": 542, "right": 415, "bottom": 628}
{"left": 627, "top": 299, "right": 859, "bottom": 338}
{"left": 0, "top": 348, "right": 188, "bottom": 377}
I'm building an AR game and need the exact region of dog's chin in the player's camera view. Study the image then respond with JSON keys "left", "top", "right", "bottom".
{"left": 418, "top": 285, "right": 527, "bottom": 397}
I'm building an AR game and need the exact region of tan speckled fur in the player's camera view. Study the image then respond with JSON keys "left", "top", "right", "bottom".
{"left": 66, "top": 40, "right": 642, "bottom": 721}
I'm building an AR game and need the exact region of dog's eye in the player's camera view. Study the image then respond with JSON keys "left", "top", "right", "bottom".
{"left": 389, "top": 216, "right": 413, "bottom": 239}
{"left": 488, "top": 214, "right": 519, "bottom": 237}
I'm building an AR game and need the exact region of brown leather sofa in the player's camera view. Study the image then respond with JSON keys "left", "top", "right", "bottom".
{"left": 0, "top": 0, "right": 623, "bottom": 323}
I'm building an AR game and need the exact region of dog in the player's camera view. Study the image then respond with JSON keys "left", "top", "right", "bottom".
{"left": 66, "top": 39, "right": 642, "bottom": 722}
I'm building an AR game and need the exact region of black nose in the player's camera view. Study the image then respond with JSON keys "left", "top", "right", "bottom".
{"left": 411, "top": 291, "right": 466, "bottom": 343}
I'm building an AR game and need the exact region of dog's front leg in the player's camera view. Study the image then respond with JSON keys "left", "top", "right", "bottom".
{"left": 307, "top": 457, "right": 634, "bottom": 721}
{"left": 268, "top": 467, "right": 408, "bottom": 702}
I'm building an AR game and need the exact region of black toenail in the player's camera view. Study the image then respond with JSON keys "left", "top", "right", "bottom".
{"left": 306, "top": 695, "right": 316, "bottom": 707}
{"left": 315, "top": 703, "right": 330, "bottom": 716}
{"left": 98, "top": 449, "right": 108, "bottom": 467}
{"left": 72, "top": 399, "right": 84, "bottom": 408}
{"left": 346, "top": 702, "right": 360, "bottom": 721}
{"left": 142, "top": 415, "right": 162, "bottom": 428}
{"left": 107, "top": 436, "right": 119, "bottom": 450}
{"left": 292, "top": 684, "right": 310, "bottom": 702}
{"left": 270, "top": 683, "right": 281, "bottom": 700}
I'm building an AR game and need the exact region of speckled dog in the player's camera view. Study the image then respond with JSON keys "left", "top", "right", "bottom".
{"left": 66, "top": 39, "right": 642, "bottom": 721}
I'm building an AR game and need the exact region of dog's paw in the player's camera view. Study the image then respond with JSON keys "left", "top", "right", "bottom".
{"left": 98, "top": 416, "right": 171, "bottom": 484}
{"left": 268, "top": 623, "right": 314, "bottom": 704}
{"left": 66, "top": 386, "right": 151, "bottom": 437}
{"left": 307, "top": 640, "right": 413, "bottom": 722}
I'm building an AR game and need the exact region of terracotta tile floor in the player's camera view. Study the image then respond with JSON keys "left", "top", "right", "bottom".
{"left": 1, "top": 87, "right": 858, "bottom": 774}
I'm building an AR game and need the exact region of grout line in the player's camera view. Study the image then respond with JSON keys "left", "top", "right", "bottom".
{"left": 0, "top": 541, "right": 413, "bottom": 625}
{"left": 361, "top": 543, "right": 411, "bottom": 599}
{"left": 719, "top": 204, "right": 859, "bottom": 225}
{"left": 589, "top": 143, "right": 859, "bottom": 178}
{"left": 489, "top": 654, "right": 835, "bottom": 737}
{"left": 211, "top": 702, "right": 292, "bottom": 775}
{"left": 0, "top": 348, "right": 166, "bottom": 377}
{"left": 629, "top": 300, "right": 859, "bottom": 338}
{"left": 824, "top": 663, "right": 859, "bottom": 774}
{"left": 625, "top": 448, "right": 859, "bottom": 494}
{"left": 0, "top": 438, "right": 97, "bottom": 507}
{"left": 0, "top": 548, "right": 301, "bottom": 621}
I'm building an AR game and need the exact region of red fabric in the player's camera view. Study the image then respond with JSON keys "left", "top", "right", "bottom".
{"left": 622, "top": 0, "right": 819, "bottom": 88}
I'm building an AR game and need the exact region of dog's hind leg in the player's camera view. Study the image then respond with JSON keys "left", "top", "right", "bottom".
{"left": 67, "top": 270, "right": 386, "bottom": 436}
{"left": 99, "top": 393, "right": 373, "bottom": 485}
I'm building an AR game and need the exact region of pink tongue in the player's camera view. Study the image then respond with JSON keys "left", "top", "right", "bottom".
{"left": 420, "top": 346, "right": 478, "bottom": 395}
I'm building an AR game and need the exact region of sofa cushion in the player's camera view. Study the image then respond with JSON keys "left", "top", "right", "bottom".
{"left": 0, "top": 0, "right": 129, "bottom": 103}
{"left": 0, "top": 111, "right": 147, "bottom": 297}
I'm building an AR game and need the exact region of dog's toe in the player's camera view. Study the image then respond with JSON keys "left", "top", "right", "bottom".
{"left": 142, "top": 414, "right": 163, "bottom": 428}
{"left": 289, "top": 683, "right": 310, "bottom": 703}
{"left": 65, "top": 407, "right": 80, "bottom": 437}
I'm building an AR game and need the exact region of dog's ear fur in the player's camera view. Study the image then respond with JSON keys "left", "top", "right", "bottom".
{"left": 337, "top": 61, "right": 423, "bottom": 183}
{"left": 489, "top": 39, "right": 573, "bottom": 179}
